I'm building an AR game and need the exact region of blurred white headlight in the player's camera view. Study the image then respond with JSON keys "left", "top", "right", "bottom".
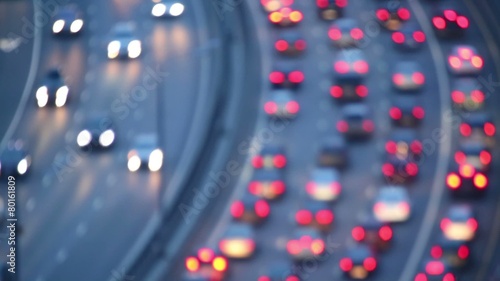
{"left": 70, "top": 19, "right": 83, "bottom": 33}
{"left": 77, "top": 130, "right": 92, "bottom": 147}
{"left": 108, "top": 41, "right": 120, "bottom": 59}
{"left": 36, "top": 86, "right": 48, "bottom": 107}
{"left": 169, "top": 3, "right": 184, "bottom": 16}
{"left": 127, "top": 40, "right": 141, "bottom": 58}
{"left": 99, "top": 129, "right": 115, "bottom": 147}
{"left": 52, "top": 19, "right": 65, "bottom": 33}
{"left": 148, "top": 149, "right": 163, "bottom": 171}
{"left": 128, "top": 155, "right": 141, "bottom": 172}
{"left": 17, "top": 158, "right": 28, "bottom": 175}
{"left": 152, "top": 3, "right": 167, "bottom": 17}
{"left": 55, "top": 85, "right": 69, "bottom": 107}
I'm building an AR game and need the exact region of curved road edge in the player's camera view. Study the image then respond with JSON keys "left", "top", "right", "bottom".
{"left": 0, "top": 0, "right": 42, "bottom": 153}
{"left": 113, "top": 0, "right": 262, "bottom": 280}
{"left": 398, "top": 0, "right": 453, "bottom": 280}
{"left": 106, "top": 0, "right": 222, "bottom": 279}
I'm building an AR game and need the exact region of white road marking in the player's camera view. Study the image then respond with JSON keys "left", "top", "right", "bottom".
{"left": 56, "top": 248, "right": 67, "bottom": 263}
{"left": 0, "top": 0, "right": 43, "bottom": 153}
{"left": 399, "top": 1, "right": 452, "bottom": 280}
{"left": 76, "top": 222, "right": 88, "bottom": 237}
{"left": 26, "top": 198, "right": 35, "bottom": 212}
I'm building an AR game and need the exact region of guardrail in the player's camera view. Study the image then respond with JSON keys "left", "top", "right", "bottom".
{"left": 121, "top": 0, "right": 256, "bottom": 279}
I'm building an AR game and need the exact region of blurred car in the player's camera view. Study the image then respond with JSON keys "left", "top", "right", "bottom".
{"left": 392, "top": 23, "right": 426, "bottom": 50}
{"left": 316, "top": 0, "right": 347, "bottom": 20}
{"left": 248, "top": 169, "right": 286, "bottom": 200}
{"left": 316, "top": 136, "right": 348, "bottom": 168}
{"left": 330, "top": 80, "right": 368, "bottom": 102}
{"left": 35, "top": 69, "right": 69, "bottom": 108}
{"left": 52, "top": 5, "right": 84, "bottom": 35}
{"left": 389, "top": 97, "right": 425, "bottom": 127}
{"left": 286, "top": 228, "right": 325, "bottom": 261}
{"left": 447, "top": 45, "right": 483, "bottom": 75}
{"left": 269, "top": 62, "right": 304, "bottom": 88}
{"left": 218, "top": 222, "right": 255, "bottom": 259}
{"left": 257, "top": 261, "right": 301, "bottom": 281}
{"left": 459, "top": 112, "right": 495, "bottom": 147}
{"left": 127, "top": 134, "right": 163, "bottom": 172}
{"left": 252, "top": 144, "right": 287, "bottom": 169}
{"left": 392, "top": 61, "right": 425, "bottom": 91}
{"left": 264, "top": 90, "right": 300, "bottom": 119}
{"left": 451, "top": 78, "right": 485, "bottom": 110}
{"left": 260, "top": 0, "right": 293, "bottom": 13}
{"left": 440, "top": 204, "right": 477, "bottom": 242}
{"left": 184, "top": 247, "right": 227, "bottom": 281}
{"left": 385, "top": 129, "right": 423, "bottom": 160}
{"left": 305, "top": 168, "right": 342, "bottom": 202}
{"left": 337, "top": 104, "right": 374, "bottom": 139}
{"left": 0, "top": 140, "right": 31, "bottom": 178}
{"left": 230, "top": 193, "right": 270, "bottom": 224}
{"left": 295, "top": 200, "right": 334, "bottom": 231}
{"left": 432, "top": 7, "right": 469, "bottom": 38}
{"left": 382, "top": 154, "right": 419, "bottom": 182}
{"left": 375, "top": 4, "right": 410, "bottom": 31}
{"left": 275, "top": 30, "right": 306, "bottom": 56}
{"left": 76, "top": 114, "right": 115, "bottom": 149}
{"left": 151, "top": 0, "right": 184, "bottom": 17}
{"left": 333, "top": 49, "right": 369, "bottom": 81}
{"left": 339, "top": 244, "right": 378, "bottom": 279}
{"left": 414, "top": 259, "right": 457, "bottom": 281}
{"left": 446, "top": 163, "right": 488, "bottom": 194}
{"left": 431, "top": 238, "right": 470, "bottom": 269}
{"left": 107, "top": 22, "right": 141, "bottom": 59}
{"left": 454, "top": 141, "right": 491, "bottom": 172}
{"left": 373, "top": 186, "right": 411, "bottom": 223}
{"left": 328, "top": 18, "right": 364, "bottom": 48}
{"left": 268, "top": 6, "right": 303, "bottom": 27}
{"left": 351, "top": 217, "right": 393, "bottom": 251}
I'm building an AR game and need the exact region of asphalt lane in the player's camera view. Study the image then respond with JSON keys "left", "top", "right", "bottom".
{"left": 0, "top": 1, "right": 34, "bottom": 144}
{"left": 412, "top": 1, "right": 500, "bottom": 281}
{"left": 170, "top": 0, "right": 500, "bottom": 281}
{"left": 9, "top": 0, "right": 204, "bottom": 280}
{"left": 211, "top": 0, "right": 443, "bottom": 280}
